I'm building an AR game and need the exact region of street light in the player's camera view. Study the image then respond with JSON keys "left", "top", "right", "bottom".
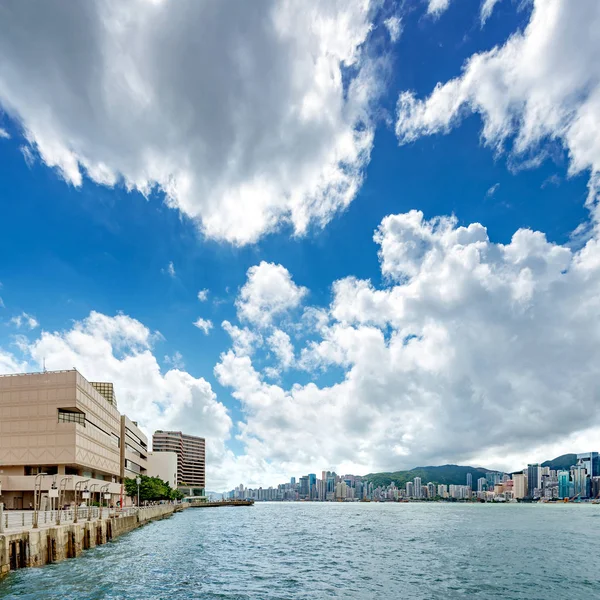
{"left": 32, "top": 473, "right": 47, "bottom": 529}
{"left": 56, "top": 476, "right": 72, "bottom": 525}
{"left": 88, "top": 484, "right": 99, "bottom": 521}
{"left": 136, "top": 476, "right": 141, "bottom": 508}
{"left": 73, "top": 479, "right": 89, "bottom": 523}
{"left": 100, "top": 484, "right": 110, "bottom": 519}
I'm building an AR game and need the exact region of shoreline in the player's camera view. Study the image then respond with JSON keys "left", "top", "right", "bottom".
{"left": 0, "top": 504, "right": 185, "bottom": 579}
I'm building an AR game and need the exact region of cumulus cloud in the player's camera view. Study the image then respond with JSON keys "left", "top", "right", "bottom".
{"left": 396, "top": 1, "right": 600, "bottom": 211}
{"left": 215, "top": 208, "right": 600, "bottom": 482}
{"left": 236, "top": 261, "right": 307, "bottom": 327}
{"left": 267, "top": 329, "right": 295, "bottom": 370}
{"left": 197, "top": 289, "right": 209, "bottom": 302}
{"left": 0, "top": 127, "right": 9, "bottom": 139}
{"left": 193, "top": 317, "right": 213, "bottom": 335}
{"left": 10, "top": 312, "right": 39, "bottom": 330}
{"left": 0, "top": 0, "right": 384, "bottom": 245}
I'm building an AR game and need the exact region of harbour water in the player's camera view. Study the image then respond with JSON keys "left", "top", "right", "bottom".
{"left": 1, "top": 502, "right": 599, "bottom": 599}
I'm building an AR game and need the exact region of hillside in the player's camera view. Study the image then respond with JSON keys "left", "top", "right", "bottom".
{"left": 364, "top": 464, "right": 492, "bottom": 489}
{"left": 541, "top": 453, "right": 578, "bottom": 471}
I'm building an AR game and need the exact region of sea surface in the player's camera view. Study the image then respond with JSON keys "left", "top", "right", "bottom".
{"left": 1, "top": 502, "right": 599, "bottom": 599}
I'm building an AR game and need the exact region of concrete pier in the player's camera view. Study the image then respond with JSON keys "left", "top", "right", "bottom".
{"left": 0, "top": 504, "right": 183, "bottom": 578}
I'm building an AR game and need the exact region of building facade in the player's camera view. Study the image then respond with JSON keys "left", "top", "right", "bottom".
{"left": 152, "top": 430, "right": 205, "bottom": 496}
{"left": 147, "top": 451, "right": 178, "bottom": 489}
{"left": 0, "top": 370, "right": 144, "bottom": 508}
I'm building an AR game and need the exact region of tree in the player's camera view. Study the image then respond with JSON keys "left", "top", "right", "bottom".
{"left": 124, "top": 475, "right": 180, "bottom": 502}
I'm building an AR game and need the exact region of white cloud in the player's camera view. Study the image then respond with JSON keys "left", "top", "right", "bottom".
{"left": 193, "top": 317, "right": 213, "bottom": 335}
{"left": 486, "top": 182, "right": 500, "bottom": 197}
{"left": 162, "top": 261, "right": 176, "bottom": 278}
{"left": 0, "top": 1, "right": 384, "bottom": 245}
{"left": 480, "top": 0, "right": 502, "bottom": 25}
{"left": 396, "top": 1, "right": 600, "bottom": 213}
{"left": 10, "top": 312, "right": 39, "bottom": 330}
{"left": 0, "top": 127, "right": 9, "bottom": 139}
{"left": 236, "top": 261, "right": 307, "bottom": 327}
{"left": 427, "top": 0, "right": 451, "bottom": 18}
{"left": 197, "top": 289, "right": 209, "bottom": 302}
{"left": 215, "top": 208, "right": 600, "bottom": 484}
{"left": 383, "top": 16, "right": 402, "bottom": 42}
{"left": 164, "top": 351, "right": 185, "bottom": 370}
{"left": 222, "top": 320, "right": 263, "bottom": 357}
{"left": 267, "top": 329, "right": 295, "bottom": 370}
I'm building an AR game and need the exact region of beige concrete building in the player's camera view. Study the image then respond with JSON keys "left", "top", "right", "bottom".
{"left": 147, "top": 451, "right": 178, "bottom": 489}
{"left": 0, "top": 370, "right": 147, "bottom": 509}
{"left": 152, "top": 430, "right": 205, "bottom": 495}
{"left": 120, "top": 415, "right": 148, "bottom": 480}
{"left": 512, "top": 473, "right": 526, "bottom": 499}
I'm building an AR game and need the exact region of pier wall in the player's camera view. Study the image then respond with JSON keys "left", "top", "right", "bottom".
{"left": 0, "top": 505, "right": 178, "bottom": 578}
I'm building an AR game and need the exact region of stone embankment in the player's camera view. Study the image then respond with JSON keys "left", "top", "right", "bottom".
{"left": 0, "top": 504, "right": 184, "bottom": 578}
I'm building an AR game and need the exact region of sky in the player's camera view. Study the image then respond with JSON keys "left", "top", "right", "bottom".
{"left": 1, "top": 0, "right": 600, "bottom": 491}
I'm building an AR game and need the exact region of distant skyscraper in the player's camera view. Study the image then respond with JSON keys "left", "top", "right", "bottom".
{"left": 299, "top": 476, "right": 309, "bottom": 499}
{"left": 466, "top": 473, "right": 472, "bottom": 489}
{"left": 477, "top": 477, "right": 486, "bottom": 493}
{"left": 577, "top": 452, "right": 600, "bottom": 478}
{"left": 290, "top": 477, "right": 296, "bottom": 486}
{"left": 557, "top": 471, "right": 571, "bottom": 500}
{"left": 527, "top": 464, "right": 541, "bottom": 498}
{"left": 413, "top": 477, "right": 422, "bottom": 499}
{"left": 571, "top": 462, "right": 589, "bottom": 498}
{"left": 406, "top": 481, "right": 414, "bottom": 498}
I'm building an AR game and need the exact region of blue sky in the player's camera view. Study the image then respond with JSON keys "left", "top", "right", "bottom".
{"left": 1, "top": 0, "right": 599, "bottom": 489}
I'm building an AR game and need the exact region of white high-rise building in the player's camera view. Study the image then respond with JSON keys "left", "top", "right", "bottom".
{"left": 406, "top": 481, "right": 414, "bottom": 498}
{"left": 414, "top": 477, "right": 422, "bottom": 498}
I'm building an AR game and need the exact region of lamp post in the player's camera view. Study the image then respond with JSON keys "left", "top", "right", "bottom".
{"left": 56, "top": 476, "right": 72, "bottom": 525}
{"left": 73, "top": 479, "right": 89, "bottom": 523}
{"left": 136, "top": 476, "right": 141, "bottom": 508}
{"left": 88, "top": 484, "right": 99, "bottom": 521}
{"left": 100, "top": 484, "right": 110, "bottom": 519}
{"left": 32, "top": 472, "right": 47, "bottom": 529}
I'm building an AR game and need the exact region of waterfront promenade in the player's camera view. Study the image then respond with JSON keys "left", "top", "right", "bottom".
{"left": 0, "top": 504, "right": 183, "bottom": 578}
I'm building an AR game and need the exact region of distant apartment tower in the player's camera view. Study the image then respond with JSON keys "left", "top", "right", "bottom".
{"left": 527, "top": 464, "right": 541, "bottom": 498}
{"left": 512, "top": 473, "right": 526, "bottom": 499}
{"left": 152, "top": 430, "right": 205, "bottom": 496}
{"left": 413, "top": 477, "right": 422, "bottom": 498}
{"left": 466, "top": 472, "right": 472, "bottom": 490}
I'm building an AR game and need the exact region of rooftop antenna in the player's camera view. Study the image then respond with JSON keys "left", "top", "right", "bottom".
{"left": 43, "top": 357, "right": 46, "bottom": 373}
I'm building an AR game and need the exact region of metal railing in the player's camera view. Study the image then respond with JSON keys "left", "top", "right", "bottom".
{"left": 1, "top": 506, "right": 140, "bottom": 532}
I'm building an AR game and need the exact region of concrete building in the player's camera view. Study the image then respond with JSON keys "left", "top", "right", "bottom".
{"left": 512, "top": 473, "right": 526, "bottom": 499}
{"left": 120, "top": 416, "right": 148, "bottom": 480}
{"left": 0, "top": 370, "right": 134, "bottom": 509}
{"left": 152, "top": 430, "right": 206, "bottom": 496}
{"left": 147, "top": 451, "right": 178, "bottom": 489}
{"left": 527, "top": 464, "right": 541, "bottom": 498}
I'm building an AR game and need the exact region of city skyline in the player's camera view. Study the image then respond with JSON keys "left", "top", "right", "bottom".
{"left": 225, "top": 453, "right": 600, "bottom": 503}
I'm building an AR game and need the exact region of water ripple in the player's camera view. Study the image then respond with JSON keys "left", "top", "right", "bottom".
{"left": 1, "top": 503, "right": 600, "bottom": 599}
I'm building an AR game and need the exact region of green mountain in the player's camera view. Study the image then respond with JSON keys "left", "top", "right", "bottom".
{"left": 541, "top": 453, "right": 578, "bottom": 471}
{"left": 365, "top": 454, "right": 582, "bottom": 489}
{"left": 364, "top": 464, "right": 493, "bottom": 489}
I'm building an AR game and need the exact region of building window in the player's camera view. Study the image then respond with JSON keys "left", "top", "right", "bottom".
{"left": 58, "top": 408, "right": 85, "bottom": 425}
